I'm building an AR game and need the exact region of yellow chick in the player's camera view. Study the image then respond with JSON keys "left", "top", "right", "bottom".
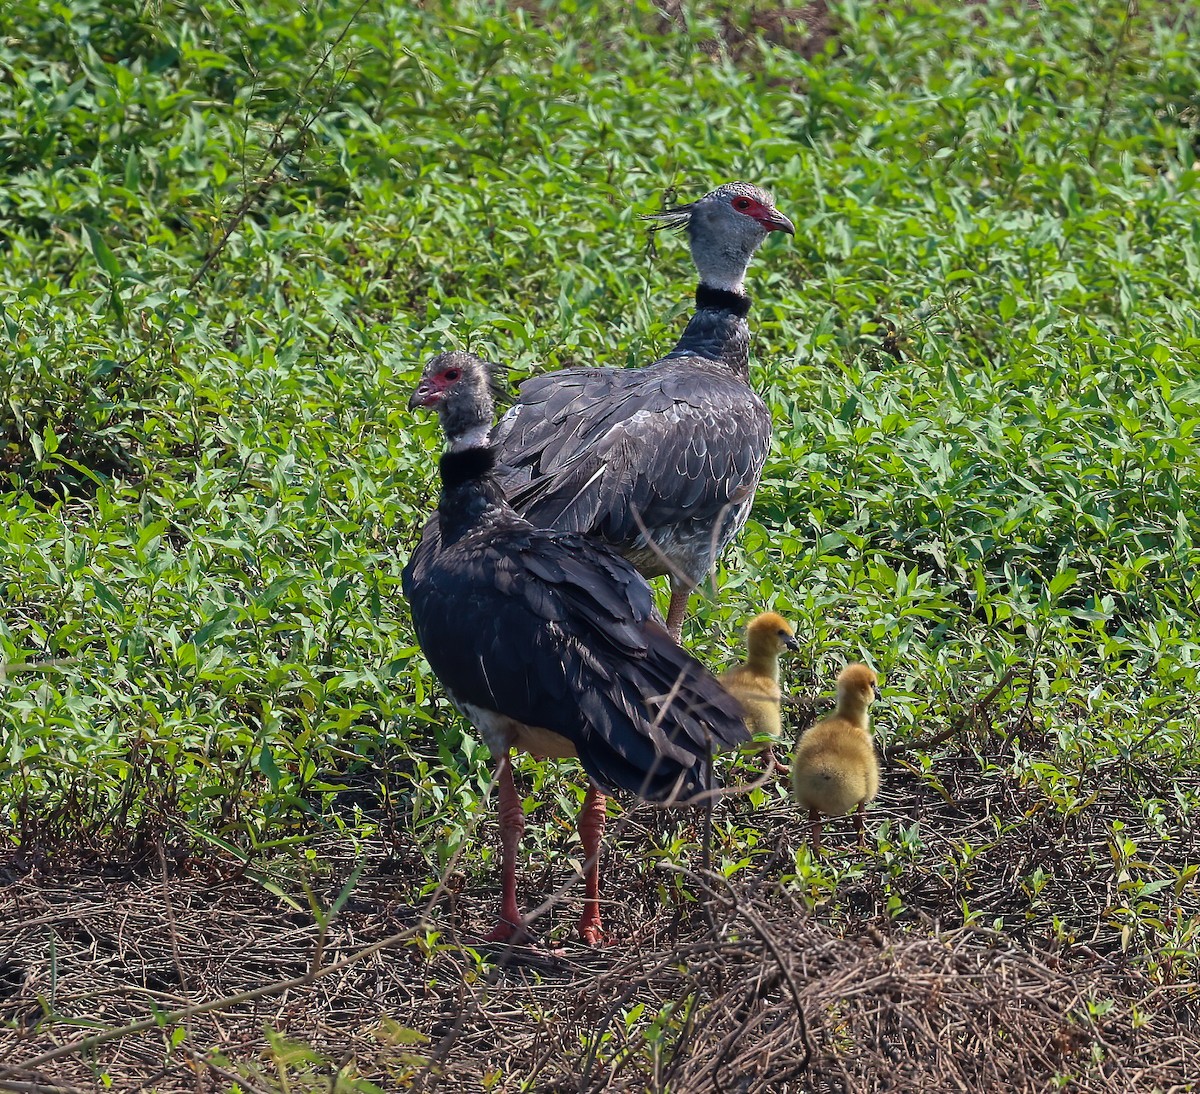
{"left": 719, "top": 611, "right": 799, "bottom": 777}
{"left": 792, "top": 663, "right": 881, "bottom": 853}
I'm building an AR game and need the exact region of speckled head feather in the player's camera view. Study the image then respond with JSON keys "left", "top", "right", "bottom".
{"left": 409, "top": 351, "right": 505, "bottom": 449}
{"left": 642, "top": 182, "right": 781, "bottom": 232}
{"left": 640, "top": 181, "right": 793, "bottom": 294}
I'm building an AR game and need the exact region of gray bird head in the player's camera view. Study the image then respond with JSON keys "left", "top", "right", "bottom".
{"left": 408, "top": 351, "right": 502, "bottom": 450}
{"left": 643, "top": 182, "right": 794, "bottom": 294}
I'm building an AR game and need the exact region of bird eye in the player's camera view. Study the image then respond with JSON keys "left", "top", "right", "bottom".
{"left": 733, "top": 197, "right": 753, "bottom": 211}
{"left": 777, "top": 629, "right": 788, "bottom": 637}
{"left": 444, "top": 368, "right": 461, "bottom": 381}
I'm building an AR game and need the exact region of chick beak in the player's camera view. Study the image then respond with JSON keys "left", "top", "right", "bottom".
{"left": 760, "top": 209, "right": 795, "bottom": 236}
{"left": 872, "top": 684, "right": 882, "bottom": 701}
{"left": 784, "top": 634, "right": 800, "bottom": 651}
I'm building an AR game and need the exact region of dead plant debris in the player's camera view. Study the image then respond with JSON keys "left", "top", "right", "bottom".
{"left": 2, "top": 777, "right": 1196, "bottom": 1094}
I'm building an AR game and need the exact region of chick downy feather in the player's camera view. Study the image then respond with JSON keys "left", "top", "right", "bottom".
{"left": 792, "top": 663, "right": 880, "bottom": 846}
{"left": 718, "top": 611, "right": 798, "bottom": 774}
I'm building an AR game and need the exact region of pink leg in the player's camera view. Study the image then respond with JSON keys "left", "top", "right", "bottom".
{"left": 665, "top": 582, "right": 689, "bottom": 642}
{"left": 576, "top": 784, "right": 607, "bottom": 945}
{"left": 809, "top": 806, "right": 823, "bottom": 856}
{"left": 484, "top": 754, "right": 526, "bottom": 942}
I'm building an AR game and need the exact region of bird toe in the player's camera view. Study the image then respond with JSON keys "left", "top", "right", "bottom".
{"left": 578, "top": 922, "right": 606, "bottom": 946}
{"left": 482, "top": 918, "right": 530, "bottom": 944}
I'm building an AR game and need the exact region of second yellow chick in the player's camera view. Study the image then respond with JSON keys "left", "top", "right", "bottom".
{"left": 792, "top": 663, "right": 881, "bottom": 853}
{"left": 719, "top": 611, "right": 799, "bottom": 777}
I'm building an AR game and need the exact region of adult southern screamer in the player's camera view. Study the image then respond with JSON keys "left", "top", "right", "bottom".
{"left": 494, "top": 182, "right": 793, "bottom": 639}
{"left": 402, "top": 350, "right": 751, "bottom": 944}
{"left": 413, "top": 182, "right": 793, "bottom": 641}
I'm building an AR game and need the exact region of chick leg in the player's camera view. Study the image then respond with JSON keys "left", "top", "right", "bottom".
{"left": 854, "top": 803, "right": 867, "bottom": 850}
{"left": 808, "top": 806, "right": 823, "bottom": 856}
{"left": 484, "top": 753, "right": 526, "bottom": 942}
{"left": 665, "top": 580, "right": 690, "bottom": 642}
{"left": 576, "top": 784, "right": 607, "bottom": 945}
{"left": 763, "top": 746, "right": 791, "bottom": 778}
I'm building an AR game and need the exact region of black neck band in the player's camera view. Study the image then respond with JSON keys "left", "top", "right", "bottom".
{"left": 440, "top": 446, "right": 496, "bottom": 490}
{"left": 695, "top": 283, "right": 751, "bottom": 317}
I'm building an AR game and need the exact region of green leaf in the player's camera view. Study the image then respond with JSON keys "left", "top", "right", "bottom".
{"left": 84, "top": 224, "right": 123, "bottom": 280}
{"left": 91, "top": 579, "right": 125, "bottom": 616}
{"left": 258, "top": 743, "right": 283, "bottom": 790}
{"left": 1047, "top": 569, "right": 1080, "bottom": 599}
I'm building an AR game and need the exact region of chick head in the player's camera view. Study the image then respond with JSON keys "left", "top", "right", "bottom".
{"left": 746, "top": 611, "right": 800, "bottom": 657}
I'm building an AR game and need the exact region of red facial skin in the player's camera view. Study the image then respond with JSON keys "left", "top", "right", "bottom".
{"left": 730, "top": 194, "right": 794, "bottom": 234}
{"left": 410, "top": 365, "right": 462, "bottom": 408}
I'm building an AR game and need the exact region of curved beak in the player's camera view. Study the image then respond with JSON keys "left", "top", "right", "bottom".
{"left": 408, "top": 379, "right": 438, "bottom": 411}
{"left": 784, "top": 634, "right": 800, "bottom": 651}
{"left": 759, "top": 209, "right": 795, "bottom": 236}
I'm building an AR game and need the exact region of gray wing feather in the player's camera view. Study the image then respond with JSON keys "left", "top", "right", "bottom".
{"left": 494, "top": 359, "right": 770, "bottom": 556}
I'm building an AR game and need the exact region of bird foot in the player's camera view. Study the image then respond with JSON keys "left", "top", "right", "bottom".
{"left": 576, "top": 911, "right": 604, "bottom": 945}
{"left": 578, "top": 921, "right": 606, "bottom": 946}
{"left": 482, "top": 918, "right": 531, "bottom": 944}
{"left": 769, "top": 757, "right": 791, "bottom": 778}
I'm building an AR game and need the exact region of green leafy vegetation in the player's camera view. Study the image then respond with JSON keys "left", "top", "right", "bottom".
{"left": 2, "top": 0, "right": 1199, "bottom": 1083}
